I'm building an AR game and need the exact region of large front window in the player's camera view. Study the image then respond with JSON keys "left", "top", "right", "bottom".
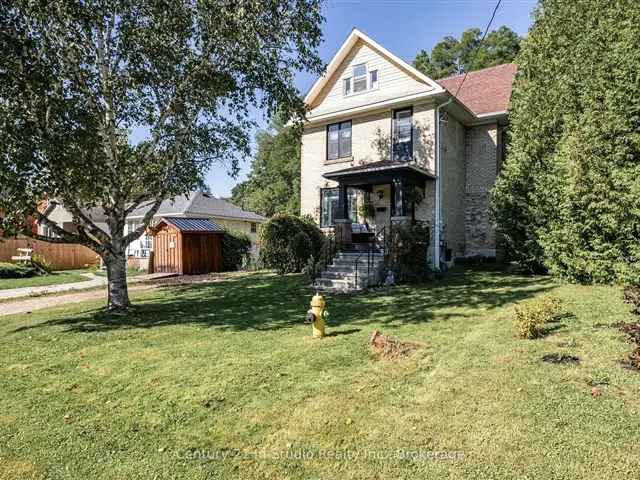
{"left": 393, "top": 108, "right": 413, "bottom": 161}
{"left": 320, "top": 188, "right": 357, "bottom": 227}
{"left": 327, "top": 120, "right": 352, "bottom": 160}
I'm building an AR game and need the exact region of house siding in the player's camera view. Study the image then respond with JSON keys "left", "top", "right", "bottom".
{"left": 309, "top": 39, "right": 434, "bottom": 118}
{"left": 465, "top": 123, "right": 499, "bottom": 257}
{"left": 300, "top": 103, "right": 438, "bottom": 223}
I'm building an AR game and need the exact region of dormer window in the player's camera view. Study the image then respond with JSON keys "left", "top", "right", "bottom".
{"left": 342, "top": 64, "right": 379, "bottom": 96}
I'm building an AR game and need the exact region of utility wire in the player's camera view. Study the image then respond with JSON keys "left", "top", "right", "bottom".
{"left": 448, "top": 0, "right": 503, "bottom": 109}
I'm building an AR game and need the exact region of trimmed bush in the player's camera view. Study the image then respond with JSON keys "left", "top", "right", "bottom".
{"left": 259, "top": 214, "right": 324, "bottom": 274}
{"left": 0, "top": 262, "right": 37, "bottom": 279}
{"left": 388, "top": 222, "right": 432, "bottom": 283}
{"left": 514, "top": 295, "right": 562, "bottom": 339}
{"left": 221, "top": 230, "right": 252, "bottom": 272}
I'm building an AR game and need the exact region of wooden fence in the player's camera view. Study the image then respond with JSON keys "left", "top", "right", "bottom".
{"left": 0, "top": 237, "right": 100, "bottom": 270}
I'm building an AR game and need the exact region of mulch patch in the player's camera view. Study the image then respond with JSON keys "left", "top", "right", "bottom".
{"left": 369, "top": 330, "right": 425, "bottom": 360}
{"left": 613, "top": 321, "right": 640, "bottom": 371}
{"left": 541, "top": 353, "right": 580, "bottom": 365}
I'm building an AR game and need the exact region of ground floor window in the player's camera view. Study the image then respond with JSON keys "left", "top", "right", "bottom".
{"left": 320, "top": 188, "right": 357, "bottom": 227}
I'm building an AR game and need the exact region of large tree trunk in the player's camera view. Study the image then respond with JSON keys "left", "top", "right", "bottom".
{"left": 105, "top": 249, "right": 130, "bottom": 310}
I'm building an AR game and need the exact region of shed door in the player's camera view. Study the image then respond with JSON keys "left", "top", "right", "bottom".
{"left": 155, "top": 230, "right": 180, "bottom": 273}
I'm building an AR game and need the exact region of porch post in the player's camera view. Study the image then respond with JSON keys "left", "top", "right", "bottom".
{"left": 337, "top": 184, "right": 349, "bottom": 221}
{"left": 391, "top": 178, "right": 410, "bottom": 222}
{"left": 334, "top": 184, "right": 352, "bottom": 244}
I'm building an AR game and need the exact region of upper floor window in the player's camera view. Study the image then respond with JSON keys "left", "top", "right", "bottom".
{"left": 342, "top": 64, "right": 379, "bottom": 96}
{"left": 250, "top": 222, "right": 257, "bottom": 233}
{"left": 392, "top": 108, "right": 413, "bottom": 161}
{"left": 327, "top": 120, "right": 352, "bottom": 160}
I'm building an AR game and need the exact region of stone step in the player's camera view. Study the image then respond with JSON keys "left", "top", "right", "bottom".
{"left": 314, "top": 277, "right": 369, "bottom": 292}
{"left": 319, "top": 270, "right": 378, "bottom": 280}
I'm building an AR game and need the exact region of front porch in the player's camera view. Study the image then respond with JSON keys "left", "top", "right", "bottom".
{"left": 314, "top": 160, "right": 436, "bottom": 292}
{"left": 323, "top": 160, "right": 435, "bottom": 246}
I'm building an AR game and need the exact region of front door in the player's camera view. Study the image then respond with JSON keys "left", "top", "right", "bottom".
{"left": 372, "top": 184, "right": 391, "bottom": 234}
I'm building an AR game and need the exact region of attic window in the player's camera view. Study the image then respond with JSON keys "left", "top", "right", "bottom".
{"left": 343, "top": 65, "right": 379, "bottom": 96}
{"left": 353, "top": 64, "right": 367, "bottom": 93}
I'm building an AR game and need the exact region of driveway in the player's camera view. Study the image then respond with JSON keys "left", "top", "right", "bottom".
{"left": 0, "top": 272, "right": 241, "bottom": 317}
{"left": 0, "top": 272, "right": 176, "bottom": 302}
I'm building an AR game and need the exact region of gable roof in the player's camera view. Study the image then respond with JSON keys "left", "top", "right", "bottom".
{"left": 437, "top": 63, "right": 517, "bottom": 116}
{"left": 128, "top": 191, "right": 267, "bottom": 223}
{"left": 159, "top": 217, "right": 224, "bottom": 233}
{"left": 304, "top": 28, "right": 445, "bottom": 107}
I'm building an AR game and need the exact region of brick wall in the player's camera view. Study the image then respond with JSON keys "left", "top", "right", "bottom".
{"left": 464, "top": 123, "right": 499, "bottom": 257}
{"left": 441, "top": 115, "right": 467, "bottom": 259}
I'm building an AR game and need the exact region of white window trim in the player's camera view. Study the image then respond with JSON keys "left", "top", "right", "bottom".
{"left": 342, "top": 64, "right": 380, "bottom": 98}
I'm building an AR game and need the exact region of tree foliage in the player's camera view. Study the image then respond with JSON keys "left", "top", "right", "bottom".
{"left": 413, "top": 26, "right": 521, "bottom": 79}
{"left": 0, "top": 0, "right": 324, "bottom": 308}
{"left": 490, "top": 0, "right": 640, "bottom": 284}
{"left": 221, "top": 230, "right": 252, "bottom": 272}
{"left": 231, "top": 115, "right": 301, "bottom": 217}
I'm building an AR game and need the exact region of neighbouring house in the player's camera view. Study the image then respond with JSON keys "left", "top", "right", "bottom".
{"left": 301, "top": 28, "right": 516, "bottom": 271}
{"left": 37, "top": 191, "right": 266, "bottom": 269}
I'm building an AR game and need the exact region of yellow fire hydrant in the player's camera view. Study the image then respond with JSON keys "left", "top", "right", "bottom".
{"left": 306, "top": 293, "right": 326, "bottom": 338}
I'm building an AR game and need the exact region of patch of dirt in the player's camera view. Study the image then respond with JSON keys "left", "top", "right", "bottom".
{"left": 613, "top": 322, "right": 640, "bottom": 371}
{"left": 620, "top": 347, "right": 640, "bottom": 371}
{"left": 541, "top": 353, "right": 580, "bottom": 365}
{"left": 614, "top": 321, "right": 640, "bottom": 344}
{"left": 369, "top": 330, "right": 425, "bottom": 360}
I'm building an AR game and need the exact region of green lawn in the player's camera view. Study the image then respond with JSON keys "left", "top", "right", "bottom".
{"left": 93, "top": 268, "right": 146, "bottom": 278}
{"left": 1, "top": 268, "right": 639, "bottom": 479}
{"left": 0, "top": 270, "right": 92, "bottom": 290}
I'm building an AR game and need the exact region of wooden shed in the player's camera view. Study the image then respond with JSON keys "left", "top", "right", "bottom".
{"left": 151, "top": 217, "right": 224, "bottom": 275}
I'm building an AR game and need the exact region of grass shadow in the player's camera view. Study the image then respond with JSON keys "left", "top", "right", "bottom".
{"left": 11, "top": 267, "right": 556, "bottom": 335}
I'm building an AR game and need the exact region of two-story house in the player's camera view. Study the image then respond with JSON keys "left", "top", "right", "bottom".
{"left": 300, "top": 29, "right": 515, "bottom": 270}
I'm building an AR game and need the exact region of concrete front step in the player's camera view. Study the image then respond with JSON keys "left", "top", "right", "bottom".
{"left": 330, "top": 258, "right": 384, "bottom": 267}
{"left": 314, "top": 276, "right": 373, "bottom": 291}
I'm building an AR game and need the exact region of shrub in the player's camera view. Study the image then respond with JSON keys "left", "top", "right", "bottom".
{"left": 623, "top": 285, "right": 640, "bottom": 315}
{"left": 31, "top": 253, "right": 53, "bottom": 274}
{"left": 259, "top": 214, "right": 324, "bottom": 274}
{"left": 514, "top": 295, "right": 562, "bottom": 339}
{"left": 0, "top": 262, "right": 37, "bottom": 279}
{"left": 221, "top": 230, "right": 252, "bottom": 271}
{"left": 388, "top": 222, "right": 432, "bottom": 283}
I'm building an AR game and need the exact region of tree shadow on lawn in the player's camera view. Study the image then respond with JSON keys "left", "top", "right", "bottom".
{"left": 12, "top": 267, "right": 555, "bottom": 335}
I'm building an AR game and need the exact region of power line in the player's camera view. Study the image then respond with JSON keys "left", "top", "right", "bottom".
{"left": 450, "top": 0, "right": 503, "bottom": 101}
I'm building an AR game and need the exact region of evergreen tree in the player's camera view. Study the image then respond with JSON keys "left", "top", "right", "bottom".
{"left": 490, "top": 0, "right": 640, "bottom": 283}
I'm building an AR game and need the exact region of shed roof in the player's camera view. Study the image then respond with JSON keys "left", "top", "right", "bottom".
{"left": 161, "top": 217, "right": 224, "bottom": 233}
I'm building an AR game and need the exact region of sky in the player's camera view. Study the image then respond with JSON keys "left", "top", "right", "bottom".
{"left": 207, "top": 0, "right": 538, "bottom": 198}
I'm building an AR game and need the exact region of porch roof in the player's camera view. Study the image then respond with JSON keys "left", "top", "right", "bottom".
{"left": 323, "top": 160, "right": 435, "bottom": 186}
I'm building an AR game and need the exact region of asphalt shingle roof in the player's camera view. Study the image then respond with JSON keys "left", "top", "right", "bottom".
{"left": 128, "top": 191, "right": 267, "bottom": 223}
{"left": 437, "top": 63, "right": 517, "bottom": 116}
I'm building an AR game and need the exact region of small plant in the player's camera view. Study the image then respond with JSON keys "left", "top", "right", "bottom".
{"left": 358, "top": 201, "right": 376, "bottom": 222}
{"left": 31, "top": 253, "right": 52, "bottom": 274}
{"left": 623, "top": 285, "right": 640, "bottom": 315}
{"left": 514, "top": 295, "right": 563, "bottom": 339}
